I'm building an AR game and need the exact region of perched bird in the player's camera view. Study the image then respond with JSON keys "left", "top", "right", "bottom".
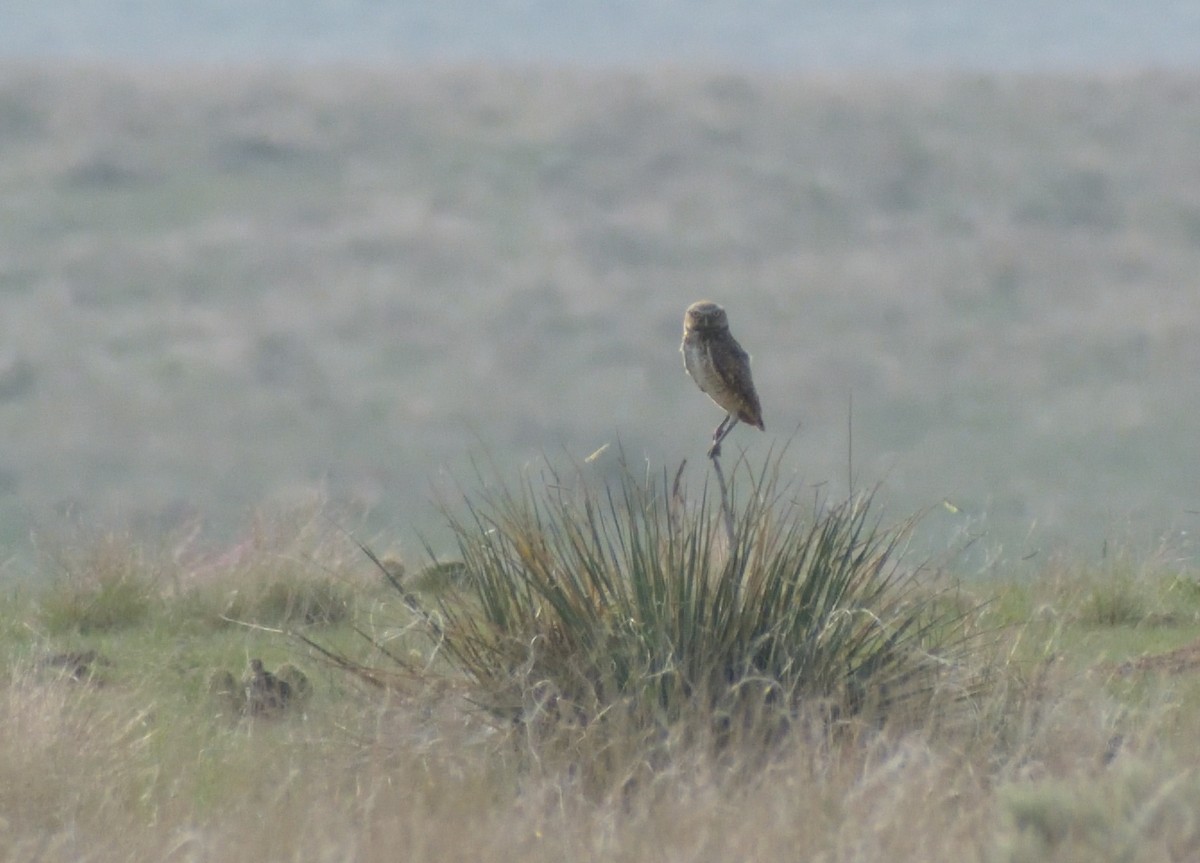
{"left": 681, "top": 300, "right": 764, "bottom": 457}
{"left": 243, "top": 658, "right": 292, "bottom": 716}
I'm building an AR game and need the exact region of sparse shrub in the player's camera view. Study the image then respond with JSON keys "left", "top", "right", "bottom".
{"left": 169, "top": 507, "right": 372, "bottom": 630}
{"left": 36, "top": 534, "right": 160, "bottom": 634}
{"left": 179, "top": 570, "right": 354, "bottom": 629}
{"left": 1040, "top": 546, "right": 1193, "bottom": 629}
{"left": 400, "top": 453, "right": 984, "bottom": 755}
{"left": 994, "top": 763, "right": 1200, "bottom": 862}
{"left": 240, "top": 576, "right": 352, "bottom": 626}
{"left": 1079, "top": 572, "right": 1147, "bottom": 627}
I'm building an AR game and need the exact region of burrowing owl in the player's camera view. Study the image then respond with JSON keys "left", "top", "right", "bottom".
{"left": 243, "top": 658, "right": 292, "bottom": 716}
{"left": 681, "top": 300, "right": 764, "bottom": 458}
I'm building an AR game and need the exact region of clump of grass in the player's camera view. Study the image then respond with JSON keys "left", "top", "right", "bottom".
{"left": 1025, "top": 543, "right": 1200, "bottom": 631}
{"left": 169, "top": 508, "right": 374, "bottom": 630}
{"left": 214, "top": 575, "right": 353, "bottom": 627}
{"left": 36, "top": 533, "right": 160, "bottom": 634}
{"left": 994, "top": 762, "right": 1200, "bottom": 862}
{"left": 1079, "top": 572, "right": 1148, "bottom": 627}
{"left": 409, "top": 451, "right": 984, "bottom": 754}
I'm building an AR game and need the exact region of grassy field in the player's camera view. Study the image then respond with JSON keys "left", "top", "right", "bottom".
{"left": 0, "top": 65, "right": 1198, "bottom": 570}
{"left": 4, "top": 463, "right": 1200, "bottom": 862}
{"left": 2, "top": 67, "right": 1199, "bottom": 855}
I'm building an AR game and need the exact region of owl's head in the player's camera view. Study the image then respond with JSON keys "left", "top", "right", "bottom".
{"left": 683, "top": 300, "right": 728, "bottom": 333}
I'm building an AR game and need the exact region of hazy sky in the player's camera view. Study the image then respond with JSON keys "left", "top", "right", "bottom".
{"left": 5, "top": 1, "right": 1200, "bottom": 69}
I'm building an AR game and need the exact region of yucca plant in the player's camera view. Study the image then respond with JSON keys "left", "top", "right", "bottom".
{"left": 418, "top": 451, "right": 983, "bottom": 746}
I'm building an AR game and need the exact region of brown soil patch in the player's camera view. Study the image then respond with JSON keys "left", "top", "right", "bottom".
{"left": 1113, "top": 638, "right": 1200, "bottom": 676}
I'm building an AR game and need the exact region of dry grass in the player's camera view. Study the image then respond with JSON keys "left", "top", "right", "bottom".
{"left": 4, "top": 645, "right": 1200, "bottom": 862}
{"left": 1, "top": 503, "right": 1200, "bottom": 860}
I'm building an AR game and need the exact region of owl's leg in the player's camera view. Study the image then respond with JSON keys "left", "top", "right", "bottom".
{"left": 708, "top": 414, "right": 738, "bottom": 458}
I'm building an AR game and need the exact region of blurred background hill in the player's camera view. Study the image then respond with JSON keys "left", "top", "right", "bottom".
{"left": 5, "top": 1, "right": 1200, "bottom": 68}
{"left": 1, "top": 6, "right": 1198, "bottom": 571}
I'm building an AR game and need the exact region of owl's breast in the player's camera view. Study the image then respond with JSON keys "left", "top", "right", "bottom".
{"left": 682, "top": 336, "right": 724, "bottom": 396}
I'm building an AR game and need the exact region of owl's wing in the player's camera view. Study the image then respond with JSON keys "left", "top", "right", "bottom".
{"left": 707, "top": 337, "right": 764, "bottom": 428}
